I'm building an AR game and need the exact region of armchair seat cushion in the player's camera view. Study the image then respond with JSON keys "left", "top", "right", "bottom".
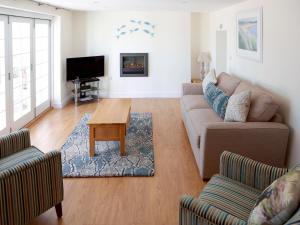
{"left": 199, "top": 175, "right": 261, "bottom": 221}
{"left": 180, "top": 196, "right": 247, "bottom": 225}
{"left": 0, "top": 146, "right": 44, "bottom": 171}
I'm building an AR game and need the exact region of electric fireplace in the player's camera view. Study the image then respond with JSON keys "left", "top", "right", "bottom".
{"left": 120, "top": 53, "right": 148, "bottom": 77}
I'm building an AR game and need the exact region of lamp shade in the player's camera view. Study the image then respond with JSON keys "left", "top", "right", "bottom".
{"left": 197, "top": 52, "right": 211, "bottom": 63}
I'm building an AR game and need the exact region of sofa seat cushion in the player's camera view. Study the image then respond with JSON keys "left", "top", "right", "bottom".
{"left": 187, "top": 109, "right": 223, "bottom": 147}
{"left": 217, "top": 72, "right": 241, "bottom": 96}
{"left": 0, "top": 146, "right": 44, "bottom": 171}
{"left": 200, "top": 175, "right": 261, "bottom": 221}
{"left": 234, "top": 81, "right": 279, "bottom": 122}
{"left": 181, "top": 95, "right": 210, "bottom": 111}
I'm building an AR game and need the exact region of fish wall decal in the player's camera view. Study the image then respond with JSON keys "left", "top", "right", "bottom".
{"left": 117, "top": 24, "right": 127, "bottom": 31}
{"left": 116, "top": 19, "right": 156, "bottom": 39}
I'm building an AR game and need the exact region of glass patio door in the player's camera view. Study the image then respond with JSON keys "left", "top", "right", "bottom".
{"left": 0, "top": 16, "right": 9, "bottom": 136}
{"left": 0, "top": 15, "right": 51, "bottom": 135}
{"left": 35, "top": 19, "right": 50, "bottom": 115}
{"left": 9, "top": 17, "right": 35, "bottom": 131}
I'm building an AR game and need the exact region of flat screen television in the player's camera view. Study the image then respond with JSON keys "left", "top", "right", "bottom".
{"left": 66, "top": 56, "right": 104, "bottom": 81}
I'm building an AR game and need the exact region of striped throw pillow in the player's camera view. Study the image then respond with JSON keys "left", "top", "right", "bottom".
{"left": 204, "top": 83, "right": 230, "bottom": 119}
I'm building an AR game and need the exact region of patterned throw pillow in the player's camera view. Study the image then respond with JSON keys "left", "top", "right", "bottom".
{"left": 204, "top": 83, "right": 223, "bottom": 107}
{"left": 204, "top": 83, "right": 230, "bottom": 119}
{"left": 248, "top": 169, "right": 300, "bottom": 225}
{"left": 202, "top": 69, "right": 217, "bottom": 94}
{"left": 224, "top": 91, "right": 251, "bottom": 122}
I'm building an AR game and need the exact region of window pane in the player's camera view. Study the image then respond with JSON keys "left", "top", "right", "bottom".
{"left": 12, "top": 21, "right": 31, "bottom": 121}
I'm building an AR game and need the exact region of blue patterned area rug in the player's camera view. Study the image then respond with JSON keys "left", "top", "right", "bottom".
{"left": 61, "top": 113, "right": 154, "bottom": 177}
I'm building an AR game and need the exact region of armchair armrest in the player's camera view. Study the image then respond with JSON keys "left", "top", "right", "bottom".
{"left": 284, "top": 208, "right": 300, "bottom": 225}
{"left": 220, "top": 151, "right": 288, "bottom": 190}
{"left": 180, "top": 195, "right": 242, "bottom": 225}
{"left": 0, "top": 129, "right": 31, "bottom": 159}
{"left": 199, "top": 121, "right": 289, "bottom": 180}
{"left": 182, "top": 83, "right": 203, "bottom": 96}
{"left": 0, "top": 151, "right": 64, "bottom": 225}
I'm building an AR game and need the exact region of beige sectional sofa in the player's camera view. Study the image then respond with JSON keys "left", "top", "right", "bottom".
{"left": 181, "top": 73, "right": 289, "bottom": 179}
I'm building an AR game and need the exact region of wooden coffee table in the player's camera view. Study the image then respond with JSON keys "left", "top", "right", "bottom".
{"left": 87, "top": 99, "right": 131, "bottom": 157}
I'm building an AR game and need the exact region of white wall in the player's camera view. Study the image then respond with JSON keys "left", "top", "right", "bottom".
{"left": 207, "top": 0, "right": 300, "bottom": 167}
{"left": 0, "top": 0, "right": 73, "bottom": 108}
{"left": 191, "top": 13, "right": 201, "bottom": 79}
{"left": 72, "top": 11, "right": 191, "bottom": 98}
{"left": 191, "top": 13, "right": 210, "bottom": 79}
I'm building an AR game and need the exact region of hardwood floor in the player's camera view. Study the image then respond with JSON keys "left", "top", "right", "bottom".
{"left": 28, "top": 99, "right": 204, "bottom": 225}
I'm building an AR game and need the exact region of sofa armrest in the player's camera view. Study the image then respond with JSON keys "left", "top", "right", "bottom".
{"left": 220, "top": 151, "right": 288, "bottom": 190}
{"left": 182, "top": 83, "right": 203, "bottom": 96}
{"left": 180, "top": 195, "right": 243, "bottom": 225}
{"left": 0, "top": 129, "right": 31, "bottom": 159}
{"left": 199, "top": 122, "right": 289, "bottom": 181}
{"left": 0, "top": 151, "right": 64, "bottom": 225}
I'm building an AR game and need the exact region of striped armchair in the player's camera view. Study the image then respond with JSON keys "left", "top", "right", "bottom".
{"left": 180, "top": 151, "right": 300, "bottom": 225}
{"left": 0, "top": 129, "right": 64, "bottom": 225}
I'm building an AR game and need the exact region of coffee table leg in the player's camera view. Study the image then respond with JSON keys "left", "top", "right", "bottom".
{"left": 89, "top": 125, "right": 95, "bottom": 157}
{"left": 120, "top": 125, "right": 126, "bottom": 156}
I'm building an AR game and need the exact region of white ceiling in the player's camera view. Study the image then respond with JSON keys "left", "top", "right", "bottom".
{"left": 33, "top": 0, "right": 246, "bottom": 12}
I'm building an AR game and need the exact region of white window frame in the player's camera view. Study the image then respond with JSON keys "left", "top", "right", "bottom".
{"left": 34, "top": 19, "right": 51, "bottom": 116}
{"left": 0, "top": 15, "right": 9, "bottom": 136}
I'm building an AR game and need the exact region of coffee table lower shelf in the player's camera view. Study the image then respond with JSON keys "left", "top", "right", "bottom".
{"left": 88, "top": 123, "right": 127, "bottom": 157}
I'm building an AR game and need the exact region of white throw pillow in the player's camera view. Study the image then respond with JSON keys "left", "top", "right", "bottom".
{"left": 224, "top": 90, "right": 251, "bottom": 122}
{"left": 202, "top": 69, "right": 217, "bottom": 94}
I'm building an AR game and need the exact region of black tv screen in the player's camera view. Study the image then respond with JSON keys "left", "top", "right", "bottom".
{"left": 67, "top": 56, "right": 104, "bottom": 81}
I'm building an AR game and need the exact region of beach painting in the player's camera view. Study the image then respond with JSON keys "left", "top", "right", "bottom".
{"left": 238, "top": 17, "right": 257, "bottom": 51}
{"left": 237, "top": 8, "right": 262, "bottom": 62}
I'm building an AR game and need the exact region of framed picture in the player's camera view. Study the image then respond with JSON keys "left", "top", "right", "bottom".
{"left": 237, "top": 8, "right": 263, "bottom": 62}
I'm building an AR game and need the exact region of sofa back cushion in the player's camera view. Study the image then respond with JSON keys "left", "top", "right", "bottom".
{"left": 234, "top": 81, "right": 279, "bottom": 122}
{"left": 204, "top": 83, "right": 230, "bottom": 119}
{"left": 217, "top": 72, "right": 241, "bottom": 96}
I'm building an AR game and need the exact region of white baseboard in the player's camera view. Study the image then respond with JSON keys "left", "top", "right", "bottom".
{"left": 52, "top": 95, "right": 72, "bottom": 109}
{"left": 107, "top": 91, "right": 181, "bottom": 98}
{"left": 51, "top": 92, "right": 179, "bottom": 109}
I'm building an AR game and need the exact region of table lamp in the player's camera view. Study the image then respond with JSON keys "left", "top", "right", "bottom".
{"left": 197, "top": 52, "right": 211, "bottom": 80}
